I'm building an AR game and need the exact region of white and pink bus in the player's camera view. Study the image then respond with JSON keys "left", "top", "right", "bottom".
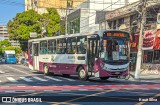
{"left": 28, "top": 30, "right": 130, "bottom": 80}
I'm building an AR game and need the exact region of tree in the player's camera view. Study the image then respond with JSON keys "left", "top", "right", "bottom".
{"left": 7, "top": 9, "right": 62, "bottom": 51}
{"left": 7, "top": 10, "right": 42, "bottom": 51}
{"left": 0, "top": 40, "right": 11, "bottom": 48}
{"left": 2, "top": 46, "right": 22, "bottom": 56}
{"left": 41, "top": 8, "right": 61, "bottom": 36}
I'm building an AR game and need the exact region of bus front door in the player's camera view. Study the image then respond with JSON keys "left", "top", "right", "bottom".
{"left": 33, "top": 43, "right": 39, "bottom": 70}
{"left": 88, "top": 38, "right": 98, "bottom": 76}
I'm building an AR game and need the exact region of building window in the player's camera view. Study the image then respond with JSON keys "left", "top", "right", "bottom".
{"left": 68, "top": 17, "right": 80, "bottom": 34}
{"left": 113, "top": 20, "right": 116, "bottom": 29}
{"left": 118, "top": 18, "right": 124, "bottom": 26}
{"left": 40, "top": 41, "right": 47, "bottom": 54}
{"left": 57, "top": 39, "right": 66, "bottom": 54}
{"left": 143, "top": 50, "right": 160, "bottom": 64}
{"left": 77, "top": 36, "right": 87, "bottom": 54}
{"left": 48, "top": 40, "right": 56, "bottom": 54}
{"left": 153, "top": 50, "right": 160, "bottom": 63}
{"left": 143, "top": 50, "right": 153, "bottom": 63}
{"left": 108, "top": 21, "right": 112, "bottom": 29}
{"left": 67, "top": 37, "right": 77, "bottom": 54}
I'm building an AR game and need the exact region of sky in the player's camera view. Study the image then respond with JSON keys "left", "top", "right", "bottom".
{"left": 0, "top": 0, "right": 24, "bottom": 25}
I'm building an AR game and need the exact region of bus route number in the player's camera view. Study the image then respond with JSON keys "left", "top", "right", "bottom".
{"left": 106, "top": 32, "right": 124, "bottom": 37}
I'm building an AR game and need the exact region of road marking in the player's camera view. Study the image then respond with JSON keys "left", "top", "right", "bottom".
{"left": 59, "top": 77, "right": 75, "bottom": 81}
{"left": 53, "top": 90, "right": 115, "bottom": 105}
{"left": 45, "top": 76, "right": 62, "bottom": 81}
{"left": 33, "top": 76, "right": 48, "bottom": 81}
{"left": 7, "top": 77, "right": 18, "bottom": 82}
{"left": 6, "top": 66, "right": 30, "bottom": 75}
{"left": 20, "top": 77, "right": 33, "bottom": 82}
{"left": 0, "top": 71, "right": 5, "bottom": 74}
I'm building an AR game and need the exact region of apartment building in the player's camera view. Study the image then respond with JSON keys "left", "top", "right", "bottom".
{"left": 0, "top": 25, "right": 20, "bottom": 46}
{"left": 0, "top": 25, "right": 9, "bottom": 41}
{"left": 25, "top": 0, "right": 86, "bottom": 17}
{"left": 67, "top": 0, "right": 135, "bottom": 34}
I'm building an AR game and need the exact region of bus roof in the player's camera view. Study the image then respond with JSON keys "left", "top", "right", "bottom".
{"left": 28, "top": 30, "right": 130, "bottom": 42}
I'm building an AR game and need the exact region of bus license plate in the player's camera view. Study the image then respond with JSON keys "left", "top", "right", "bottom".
{"left": 115, "top": 72, "right": 120, "bottom": 74}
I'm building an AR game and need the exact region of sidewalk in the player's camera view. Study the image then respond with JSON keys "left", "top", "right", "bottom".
{"left": 129, "top": 71, "right": 160, "bottom": 83}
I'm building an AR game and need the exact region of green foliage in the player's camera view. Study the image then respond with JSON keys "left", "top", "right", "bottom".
{"left": 0, "top": 40, "right": 11, "bottom": 48}
{"left": 7, "top": 9, "right": 61, "bottom": 51}
{"left": 0, "top": 47, "right": 2, "bottom": 57}
{"left": 2, "top": 46, "right": 22, "bottom": 55}
{"left": 42, "top": 8, "right": 61, "bottom": 36}
{"left": 7, "top": 10, "right": 42, "bottom": 51}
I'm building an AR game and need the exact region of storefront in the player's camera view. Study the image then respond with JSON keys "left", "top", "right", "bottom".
{"left": 130, "top": 33, "right": 139, "bottom": 71}
{"left": 141, "top": 29, "right": 160, "bottom": 75}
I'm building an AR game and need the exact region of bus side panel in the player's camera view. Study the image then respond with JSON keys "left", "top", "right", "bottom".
{"left": 39, "top": 62, "right": 44, "bottom": 72}
{"left": 49, "top": 63, "right": 87, "bottom": 75}
{"left": 49, "top": 63, "right": 59, "bottom": 73}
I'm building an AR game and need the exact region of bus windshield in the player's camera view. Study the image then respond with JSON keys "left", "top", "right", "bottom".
{"left": 100, "top": 39, "right": 129, "bottom": 63}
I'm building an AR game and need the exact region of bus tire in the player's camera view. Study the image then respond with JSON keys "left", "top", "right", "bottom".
{"left": 78, "top": 67, "right": 88, "bottom": 81}
{"left": 100, "top": 77, "right": 109, "bottom": 80}
{"left": 44, "top": 65, "right": 51, "bottom": 76}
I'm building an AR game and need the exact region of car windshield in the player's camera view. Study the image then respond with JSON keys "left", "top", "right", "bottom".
{"left": 100, "top": 39, "right": 129, "bottom": 62}
{"left": 7, "top": 54, "right": 15, "bottom": 58}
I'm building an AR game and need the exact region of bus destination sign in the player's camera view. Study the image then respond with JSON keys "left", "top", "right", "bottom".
{"left": 104, "top": 32, "right": 127, "bottom": 38}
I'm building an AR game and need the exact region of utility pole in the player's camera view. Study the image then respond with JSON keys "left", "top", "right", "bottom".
{"left": 65, "top": 0, "right": 69, "bottom": 35}
{"left": 135, "top": 0, "right": 147, "bottom": 79}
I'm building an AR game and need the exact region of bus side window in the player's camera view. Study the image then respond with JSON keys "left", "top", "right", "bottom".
{"left": 40, "top": 41, "right": 47, "bottom": 54}
{"left": 48, "top": 40, "right": 56, "bottom": 54}
{"left": 77, "top": 36, "right": 87, "bottom": 54}
{"left": 67, "top": 37, "right": 76, "bottom": 54}
{"left": 57, "top": 39, "right": 66, "bottom": 54}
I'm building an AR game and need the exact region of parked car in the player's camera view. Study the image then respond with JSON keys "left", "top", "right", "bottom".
{"left": 1, "top": 57, "right": 5, "bottom": 63}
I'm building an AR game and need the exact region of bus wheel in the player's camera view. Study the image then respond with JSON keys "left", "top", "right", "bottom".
{"left": 44, "top": 65, "right": 51, "bottom": 76}
{"left": 78, "top": 67, "right": 88, "bottom": 81}
{"left": 100, "top": 77, "right": 109, "bottom": 80}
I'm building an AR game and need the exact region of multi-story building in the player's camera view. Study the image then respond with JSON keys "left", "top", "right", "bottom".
{"left": 25, "top": 0, "right": 86, "bottom": 17}
{"left": 103, "top": 1, "right": 160, "bottom": 74}
{"left": 0, "top": 25, "right": 20, "bottom": 47}
{"left": 67, "top": 0, "right": 136, "bottom": 34}
{"left": 0, "top": 25, "right": 9, "bottom": 41}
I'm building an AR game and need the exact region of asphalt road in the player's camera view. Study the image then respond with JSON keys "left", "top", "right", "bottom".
{"left": 0, "top": 63, "right": 160, "bottom": 104}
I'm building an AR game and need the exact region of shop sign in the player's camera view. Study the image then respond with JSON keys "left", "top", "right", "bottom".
{"left": 154, "top": 30, "right": 160, "bottom": 49}
{"left": 130, "top": 33, "right": 139, "bottom": 51}
{"left": 106, "top": 3, "right": 136, "bottom": 20}
{"left": 142, "top": 30, "right": 156, "bottom": 50}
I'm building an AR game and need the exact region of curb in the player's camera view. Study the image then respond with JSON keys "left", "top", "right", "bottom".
{"left": 1, "top": 85, "right": 160, "bottom": 93}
